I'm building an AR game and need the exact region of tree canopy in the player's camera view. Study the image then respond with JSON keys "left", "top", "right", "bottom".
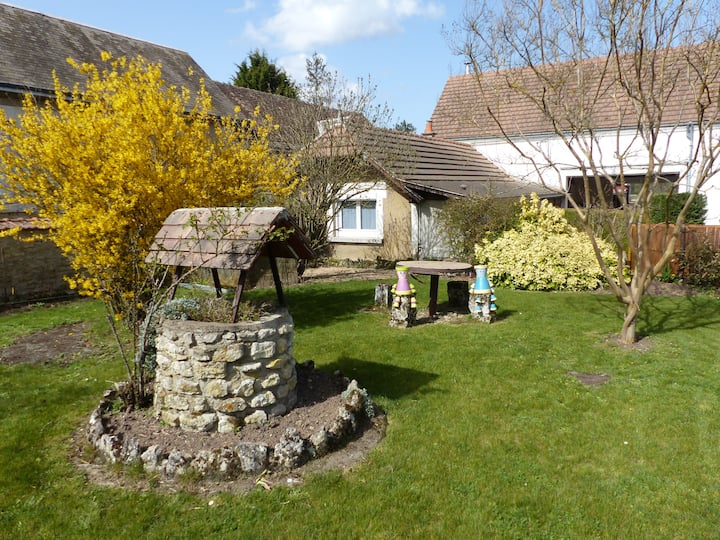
{"left": 232, "top": 49, "right": 298, "bottom": 98}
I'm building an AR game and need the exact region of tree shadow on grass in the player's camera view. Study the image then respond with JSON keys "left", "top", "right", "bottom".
{"left": 590, "top": 290, "right": 720, "bottom": 337}
{"left": 639, "top": 293, "right": 720, "bottom": 336}
{"left": 321, "top": 356, "right": 439, "bottom": 400}
{"left": 282, "top": 282, "right": 381, "bottom": 330}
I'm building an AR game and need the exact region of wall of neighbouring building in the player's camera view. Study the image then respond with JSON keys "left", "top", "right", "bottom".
{"left": 0, "top": 229, "right": 75, "bottom": 306}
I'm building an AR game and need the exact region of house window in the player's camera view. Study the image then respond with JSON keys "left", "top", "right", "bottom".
{"left": 340, "top": 200, "right": 376, "bottom": 230}
{"left": 567, "top": 173, "right": 676, "bottom": 208}
{"left": 330, "top": 182, "right": 386, "bottom": 244}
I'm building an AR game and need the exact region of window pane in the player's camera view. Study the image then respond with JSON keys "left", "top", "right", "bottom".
{"left": 341, "top": 202, "right": 357, "bottom": 229}
{"left": 360, "top": 201, "right": 376, "bottom": 229}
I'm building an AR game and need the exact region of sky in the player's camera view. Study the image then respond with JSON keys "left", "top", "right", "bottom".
{"left": 7, "top": 1, "right": 472, "bottom": 132}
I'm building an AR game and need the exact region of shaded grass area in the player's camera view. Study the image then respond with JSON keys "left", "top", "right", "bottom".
{"left": 1, "top": 280, "right": 720, "bottom": 537}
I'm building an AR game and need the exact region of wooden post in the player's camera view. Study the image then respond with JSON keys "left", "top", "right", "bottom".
{"left": 428, "top": 275, "right": 439, "bottom": 317}
{"left": 267, "top": 246, "right": 286, "bottom": 307}
{"left": 169, "top": 266, "right": 183, "bottom": 300}
{"left": 231, "top": 269, "right": 248, "bottom": 323}
{"left": 211, "top": 268, "right": 223, "bottom": 298}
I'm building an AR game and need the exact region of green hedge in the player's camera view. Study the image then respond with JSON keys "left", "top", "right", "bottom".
{"left": 649, "top": 192, "right": 707, "bottom": 224}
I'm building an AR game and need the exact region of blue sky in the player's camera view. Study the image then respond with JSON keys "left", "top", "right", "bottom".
{"left": 7, "top": 1, "right": 471, "bottom": 132}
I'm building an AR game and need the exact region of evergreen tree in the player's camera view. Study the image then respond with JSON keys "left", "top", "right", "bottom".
{"left": 232, "top": 49, "right": 298, "bottom": 98}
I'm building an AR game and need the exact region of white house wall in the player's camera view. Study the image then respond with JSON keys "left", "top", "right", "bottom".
{"left": 463, "top": 125, "right": 720, "bottom": 224}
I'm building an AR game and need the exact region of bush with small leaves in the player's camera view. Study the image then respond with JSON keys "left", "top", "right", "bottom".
{"left": 476, "top": 194, "right": 620, "bottom": 291}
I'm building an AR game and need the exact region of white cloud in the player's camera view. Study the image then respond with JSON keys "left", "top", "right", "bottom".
{"left": 225, "top": 1, "right": 257, "bottom": 15}
{"left": 245, "top": 0, "right": 445, "bottom": 51}
{"left": 277, "top": 53, "right": 311, "bottom": 83}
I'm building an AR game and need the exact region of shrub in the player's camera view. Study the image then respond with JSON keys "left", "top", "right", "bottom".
{"left": 160, "top": 296, "right": 272, "bottom": 323}
{"left": 476, "top": 194, "right": 620, "bottom": 291}
{"left": 438, "top": 195, "right": 520, "bottom": 261}
{"left": 649, "top": 192, "right": 707, "bottom": 224}
{"left": 679, "top": 241, "right": 720, "bottom": 288}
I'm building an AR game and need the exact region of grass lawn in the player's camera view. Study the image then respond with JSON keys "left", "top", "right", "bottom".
{"left": 1, "top": 280, "right": 720, "bottom": 538}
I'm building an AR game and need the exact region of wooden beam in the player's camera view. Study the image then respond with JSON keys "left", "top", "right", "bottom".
{"left": 169, "top": 266, "right": 183, "bottom": 300}
{"left": 267, "top": 245, "right": 286, "bottom": 307}
{"left": 211, "top": 268, "right": 223, "bottom": 298}
{"left": 231, "top": 269, "right": 249, "bottom": 323}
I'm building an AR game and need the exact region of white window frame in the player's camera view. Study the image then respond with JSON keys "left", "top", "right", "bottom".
{"left": 329, "top": 182, "right": 386, "bottom": 244}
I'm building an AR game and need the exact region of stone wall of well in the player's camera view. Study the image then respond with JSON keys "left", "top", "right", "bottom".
{"left": 154, "top": 311, "right": 297, "bottom": 433}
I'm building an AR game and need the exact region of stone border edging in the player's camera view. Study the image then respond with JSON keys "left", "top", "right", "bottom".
{"left": 86, "top": 379, "right": 382, "bottom": 480}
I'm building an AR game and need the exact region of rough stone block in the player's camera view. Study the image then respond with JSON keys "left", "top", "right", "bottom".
{"left": 188, "top": 396, "right": 211, "bottom": 414}
{"left": 190, "top": 349, "right": 212, "bottom": 362}
{"left": 204, "top": 379, "right": 228, "bottom": 399}
{"left": 236, "top": 330, "right": 258, "bottom": 340}
{"left": 199, "top": 332, "right": 222, "bottom": 345}
{"left": 244, "top": 410, "right": 268, "bottom": 425}
{"left": 193, "top": 361, "right": 227, "bottom": 379}
{"left": 250, "top": 391, "right": 277, "bottom": 408}
{"left": 217, "top": 413, "right": 242, "bottom": 433}
{"left": 281, "top": 361, "right": 296, "bottom": 380}
{"left": 179, "top": 332, "right": 196, "bottom": 347}
{"left": 250, "top": 341, "right": 276, "bottom": 359}
{"left": 260, "top": 373, "right": 281, "bottom": 388}
{"left": 374, "top": 283, "right": 392, "bottom": 307}
{"left": 164, "top": 393, "right": 191, "bottom": 411}
{"left": 275, "top": 384, "right": 289, "bottom": 399}
{"left": 213, "top": 343, "right": 244, "bottom": 363}
{"left": 266, "top": 357, "right": 287, "bottom": 370}
{"left": 278, "top": 324, "right": 293, "bottom": 336}
{"left": 269, "top": 403, "right": 287, "bottom": 416}
{"left": 160, "top": 409, "right": 181, "bottom": 427}
{"left": 230, "top": 377, "right": 256, "bottom": 398}
{"left": 235, "top": 442, "right": 269, "bottom": 473}
{"left": 171, "top": 360, "right": 194, "bottom": 378}
{"left": 217, "top": 397, "right": 247, "bottom": 414}
{"left": 258, "top": 327, "right": 277, "bottom": 340}
{"left": 174, "top": 377, "right": 201, "bottom": 395}
{"left": 276, "top": 338, "right": 288, "bottom": 354}
{"left": 179, "top": 412, "right": 217, "bottom": 432}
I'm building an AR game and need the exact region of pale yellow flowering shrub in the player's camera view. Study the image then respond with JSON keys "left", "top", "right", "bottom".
{"left": 475, "top": 194, "right": 619, "bottom": 291}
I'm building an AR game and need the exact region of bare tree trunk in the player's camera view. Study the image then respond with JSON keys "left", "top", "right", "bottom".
{"left": 620, "top": 298, "right": 640, "bottom": 344}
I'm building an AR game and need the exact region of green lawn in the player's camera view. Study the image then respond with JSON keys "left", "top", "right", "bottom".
{"left": 1, "top": 281, "right": 720, "bottom": 538}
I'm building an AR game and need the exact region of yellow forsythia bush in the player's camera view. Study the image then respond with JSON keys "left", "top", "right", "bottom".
{"left": 475, "top": 194, "right": 619, "bottom": 291}
{"left": 0, "top": 53, "right": 298, "bottom": 314}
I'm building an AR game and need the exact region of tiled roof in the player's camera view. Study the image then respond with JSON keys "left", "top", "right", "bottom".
{"left": 0, "top": 4, "right": 236, "bottom": 117}
{"left": 216, "top": 83, "right": 328, "bottom": 150}
{"left": 315, "top": 126, "right": 553, "bottom": 199}
{"left": 146, "top": 207, "right": 314, "bottom": 270}
{"left": 430, "top": 44, "right": 720, "bottom": 140}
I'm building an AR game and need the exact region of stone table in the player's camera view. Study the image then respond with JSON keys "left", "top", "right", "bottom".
{"left": 396, "top": 260, "right": 473, "bottom": 318}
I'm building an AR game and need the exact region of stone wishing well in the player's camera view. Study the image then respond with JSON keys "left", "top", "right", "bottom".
{"left": 83, "top": 207, "right": 385, "bottom": 481}
{"left": 143, "top": 206, "right": 315, "bottom": 433}
{"left": 154, "top": 311, "right": 296, "bottom": 433}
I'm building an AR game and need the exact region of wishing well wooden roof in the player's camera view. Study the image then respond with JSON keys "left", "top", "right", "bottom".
{"left": 146, "top": 207, "right": 313, "bottom": 270}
